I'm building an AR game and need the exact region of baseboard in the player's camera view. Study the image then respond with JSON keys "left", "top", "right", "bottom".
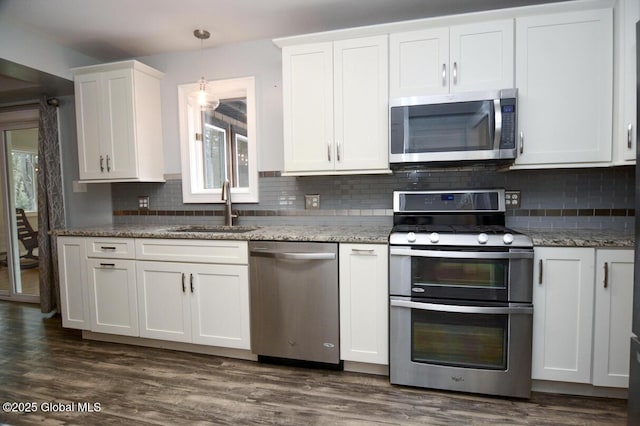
{"left": 81, "top": 330, "right": 258, "bottom": 361}
{"left": 532, "top": 380, "right": 628, "bottom": 399}
{"left": 343, "top": 361, "right": 389, "bottom": 376}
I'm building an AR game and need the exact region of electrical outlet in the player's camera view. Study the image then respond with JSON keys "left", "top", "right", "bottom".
{"left": 505, "top": 190, "right": 521, "bottom": 209}
{"left": 138, "top": 195, "right": 150, "bottom": 211}
{"left": 305, "top": 194, "right": 320, "bottom": 210}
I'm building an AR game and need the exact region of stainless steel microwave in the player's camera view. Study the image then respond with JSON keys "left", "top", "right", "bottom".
{"left": 389, "top": 89, "right": 517, "bottom": 165}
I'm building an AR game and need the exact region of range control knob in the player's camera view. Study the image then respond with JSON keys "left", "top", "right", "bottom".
{"left": 477, "top": 233, "right": 489, "bottom": 244}
{"left": 429, "top": 232, "right": 440, "bottom": 244}
{"left": 407, "top": 232, "right": 417, "bottom": 243}
{"left": 503, "top": 233, "right": 514, "bottom": 245}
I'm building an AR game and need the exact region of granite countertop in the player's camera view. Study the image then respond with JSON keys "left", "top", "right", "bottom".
{"left": 54, "top": 224, "right": 391, "bottom": 244}
{"left": 54, "top": 224, "right": 634, "bottom": 248}
{"left": 520, "top": 229, "right": 634, "bottom": 248}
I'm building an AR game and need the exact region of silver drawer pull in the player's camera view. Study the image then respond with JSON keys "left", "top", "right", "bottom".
{"left": 351, "top": 248, "right": 375, "bottom": 255}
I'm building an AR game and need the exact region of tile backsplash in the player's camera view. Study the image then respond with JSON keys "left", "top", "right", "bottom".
{"left": 112, "top": 165, "right": 634, "bottom": 231}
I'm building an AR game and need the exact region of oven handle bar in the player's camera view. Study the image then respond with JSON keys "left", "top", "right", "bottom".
{"left": 390, "top": 248, "right": 534, "bottom": 260}
{"left": 390, "top": 299, "right": 533, "bottom": 315}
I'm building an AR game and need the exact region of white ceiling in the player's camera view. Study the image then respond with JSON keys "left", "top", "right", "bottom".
{"left": 1, "top": 0, "right": 571, "bottom": 62}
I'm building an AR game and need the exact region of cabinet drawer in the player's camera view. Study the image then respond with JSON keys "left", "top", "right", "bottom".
{"left": 135, "top": 239, "right": 248, "bottom": 264}
{"left": 86, "top": 238, "right": 135, "bottom": 259}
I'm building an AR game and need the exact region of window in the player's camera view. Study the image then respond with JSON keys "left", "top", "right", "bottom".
{"left": 178, "top": 76, "right": 258, "bottom": 203}
{"left": 11, "top": 150, "right": 38, "bottom": 212}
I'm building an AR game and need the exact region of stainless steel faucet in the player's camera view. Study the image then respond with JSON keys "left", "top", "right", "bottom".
{"left": 221, "top": 180, "right": 237, "bottom": 226}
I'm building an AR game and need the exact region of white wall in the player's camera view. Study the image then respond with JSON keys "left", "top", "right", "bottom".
{"left": 0, "top": 16, "right": 98, "bottom": 79}
{"left": 137, "top": 38, "right": 284, "bottom": 174}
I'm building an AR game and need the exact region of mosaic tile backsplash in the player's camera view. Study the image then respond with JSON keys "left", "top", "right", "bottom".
{"left": 112, "top": 165, "right": 635, "bottom": 231}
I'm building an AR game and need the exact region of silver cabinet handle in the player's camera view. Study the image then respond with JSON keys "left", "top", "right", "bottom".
{"left": 106, "top": 155, "right": 111, "bottom": 172}
{"left": 99, "top": 155, "right": 104, "bottom": 172}
{"left": 250, "top": 251, "right": 336, "bottom": 261}
{"left": 453, "top": 61, "right": 458, "bottom": 85}
{"left": 442, "top": 64, "right": 446, "bottom": 86}
{"left": 628, "top": 124, "right": 633, "bottom": 150}
{"left": 351, "top": 248, "right": 376, "bottom": 255}
{"left": 390, "top": 248, "right": 533, "bottom": 260}
{"left": 181, "top": 273, "right": 186, "bottom": 293}
{"left": 327, "top": 142, "right": 331, "bottom": 162}
{"left": 391, "top": 299, "right": 533, "bottom": 315}
{"left": 336, "top": 141, "right": 341, "bottom": 162}
{"left": 538, "top": 259, "right": 543, "bottom": 285}
{"left": 519, "top": 131, "right": 524, "bottom": 154}
{"left": 603, "top": 262, "right": 609, "bottom": 289}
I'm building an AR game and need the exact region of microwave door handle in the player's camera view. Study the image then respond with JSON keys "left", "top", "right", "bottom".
{"left": 390, "top": 299, "right": 533, "bottom": 315}
{"left": 389, "top": 248, "right": 534, "bottom": 260}
{"left": 493, "top": 99, "right": 502, "bottom": 149}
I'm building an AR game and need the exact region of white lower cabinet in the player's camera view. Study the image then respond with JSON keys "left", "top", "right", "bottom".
{"left": 86, "top": 258, "right": 138, "bottom": 336}
{"left": 593, "top": 249, "right": 634, "bottom": 388}
{"left": 533, "top": 247, "right": 634, "bottom": 388}
{"left": 136, "top": 261, "right": 250, "bottom": 349}
{"left": 339, "top": 244, "right": 388, "bottom": 365}
{"left": 57, "top": 236, "right": 90, "bottom": 330}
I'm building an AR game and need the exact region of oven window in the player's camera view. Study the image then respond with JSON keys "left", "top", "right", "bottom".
{"left": 412, "top": 257, "right": 507, "bottom": 289}
{"left": 411, "top": 310, "right": 507, "bottom": 370}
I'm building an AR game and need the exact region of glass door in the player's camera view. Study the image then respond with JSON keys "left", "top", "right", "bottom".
{"left": 0, "top": 121, "right": 39, "bottom": 303}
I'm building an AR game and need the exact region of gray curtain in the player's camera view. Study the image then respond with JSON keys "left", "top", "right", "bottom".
{"left": 38, "top": 96, "right": 65, "bottom": 313}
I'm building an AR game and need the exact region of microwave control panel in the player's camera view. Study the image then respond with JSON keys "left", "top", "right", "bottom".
{"left": 500, "top": 99, "right": 517, "bottom": 149}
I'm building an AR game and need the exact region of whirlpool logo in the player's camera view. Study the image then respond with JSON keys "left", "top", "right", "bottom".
{"left": 451, "top": 376, "right": 465, "bottom": 383}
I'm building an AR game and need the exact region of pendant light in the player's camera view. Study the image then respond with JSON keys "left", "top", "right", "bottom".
{"left": 194, "top": 29, "right": 219, "bottom": 111}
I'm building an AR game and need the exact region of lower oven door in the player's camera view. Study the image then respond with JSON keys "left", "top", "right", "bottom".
{"left": 389, "top": 296, "right": 533, "bottom": 398}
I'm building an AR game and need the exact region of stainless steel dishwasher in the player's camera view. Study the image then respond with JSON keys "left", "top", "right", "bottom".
{"left": 249, "top": 241, "right": 340, "bottom": 365}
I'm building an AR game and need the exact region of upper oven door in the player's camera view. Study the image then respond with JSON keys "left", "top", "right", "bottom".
{"left": 389, "top": 90, "right": 517, "bottom": 164}
{"left": 390, "top": 246, "right": 534, "bottom": 302}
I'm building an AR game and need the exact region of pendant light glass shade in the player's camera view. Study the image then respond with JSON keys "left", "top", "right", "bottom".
{"left": 194, "top": 29, "right": 219, "bottom": 111}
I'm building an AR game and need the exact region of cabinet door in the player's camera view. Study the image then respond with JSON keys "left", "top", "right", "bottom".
{"left": 190, "top": 263, "right": 250, "bottom": 349}
{"left": 74, "top": 73, "right": 104, "bottom": 180}
{"left": 57, "top": 237, "right": 90, "bottom": 330}
{"left": 136, "top": 261, "right": 191, "bottom": 343}
{"left": 334, "top": 36, "right": 389, "bottom": 171}
{"left": 515, "top": 9, "right": 613, "bottom": 166}
{"left": 101, "top": 68, "right": 137, "bottom": 179}
{"left": 389, "top": 28, "right": 449, "bottom": 98}
{"left": 86, "top": 258, "right": 138, "bottom": 336}
{"left": 339, "top": 244, "right": 388, "bottom": 364}
{"left": 449, "top": 20, "right": 514, "bottom": 93}
{"left": 532, "top": 247, "right": 595, "bottom": 383}
{"left": 283, "top": 42, "right": 334, "bottom": 173}
{"left": 618, "top": 0, "right": 640, "bottom": 163}
{"left": 593, "top": 249, "right": 634, "bottom": 388}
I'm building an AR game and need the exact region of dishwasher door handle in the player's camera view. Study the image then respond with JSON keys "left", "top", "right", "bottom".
{"left": 250, "top": 251, "right": 336, "bottom": 261}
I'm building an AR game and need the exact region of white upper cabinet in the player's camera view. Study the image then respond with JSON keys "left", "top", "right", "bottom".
{"left": 282, "top": 36, "right": 389, "bottom": 175}
{"left": 513, "top": 9, "right": 613, "bottom": 167}
{"left": 613, "top": 0, "right": 640, "bottom": 164}
{"left": 72, "top": 60, "right": 165, "bottom": 182}
{"left": 389, "top": 20, "right": 514, "bottom": 98}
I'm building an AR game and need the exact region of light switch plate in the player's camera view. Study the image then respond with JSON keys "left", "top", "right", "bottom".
{"left": 305, "top": 194, "right": 320, "bottom": 210}
{"left": 505, "top": 190, "right": 521, "bottom": 209}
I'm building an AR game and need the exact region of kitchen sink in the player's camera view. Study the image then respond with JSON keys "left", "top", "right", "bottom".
{"left": 169, "top": 225, "right": 259, "bottom": 233}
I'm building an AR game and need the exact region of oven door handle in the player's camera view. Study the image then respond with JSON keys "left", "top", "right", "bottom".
{"left": 389, "top": 248, "right": 534, "bottom": 260}
{"left": 390, "top": 299, "right": 533, "bottom": 315}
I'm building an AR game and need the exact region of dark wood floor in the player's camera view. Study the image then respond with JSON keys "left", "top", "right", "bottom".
{"left": 0, "top": 301, "right": 629, "bottom": 425}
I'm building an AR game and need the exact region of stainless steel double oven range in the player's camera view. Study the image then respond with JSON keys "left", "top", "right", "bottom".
{"left": 389, "top": 189, "right": 534, "bottom": 398}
